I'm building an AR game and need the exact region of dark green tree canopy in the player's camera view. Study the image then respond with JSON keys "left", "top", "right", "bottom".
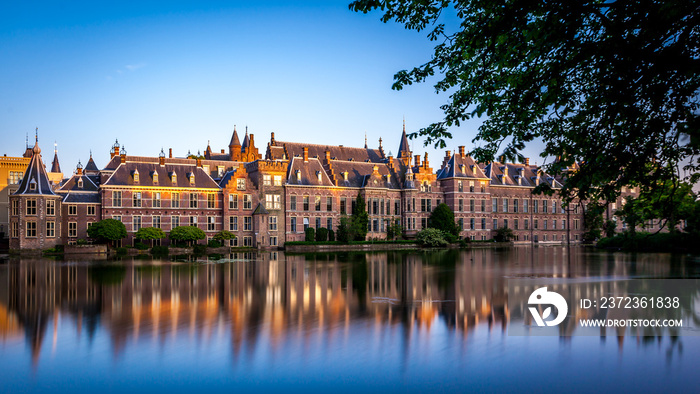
{"left": 350, "top": 0, "right": 700, "bottom": 203}
{"left": 169, "top": 226, "right": 206, "bottom": 244}
{"left": 352, "top": 193, "right": 369, "bottom": 241}
{"left": 134, "top": 227, "right": 166, "bottom": 241}
{"left": 87, "top": 219, "right": 127, "bottom": 244}
{"left": 428, "top": 203, "right": 460, "bottom": 237}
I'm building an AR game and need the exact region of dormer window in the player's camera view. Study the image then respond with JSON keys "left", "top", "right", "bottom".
{"left": 133, "top": 170, "right": 139, "bottom": 183}
{"left": 316, "top": 171, "right": 322, "bottom": 183}
{"left": 78, "top": 179, "right": 83, "bottom": 189}
{"left": 29, "top": 180, "right": 36, "bottom": 191}
{"left": 189, "top": 173, "right": 195, "bottom": 185}
{"left": 343, "top": 172, "right": 348, "bottom": 181}
{"left": 296, "top": 170, "right": 301, "bottom": 183}
{"left": 152, "top": 172, "right": 158, "bottom": 184}
{"left": 516, "top": 176, "right": 522, "bottom": 186}
{"left": 171, "top": 172, "right": 177, "bottom": 184}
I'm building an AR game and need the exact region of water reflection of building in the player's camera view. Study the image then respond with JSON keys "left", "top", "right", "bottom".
{"left": 0, "top": 249, "right": 694, "bottom": 366}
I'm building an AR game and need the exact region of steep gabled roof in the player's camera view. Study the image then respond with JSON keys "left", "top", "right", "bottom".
{"left": 484, "top": 161, "right": 562, "bottom": 188}
{"left": 436, "top": 154, "right": 490, "bottom": 180}
{"left": 102, "top": 162, "right": 219, "bottom": 189}
{"left": 286, "top": 157, "right": 335, "bottom": 187}
{"left": 327, "top": 160, "right": 401, "bottom": 189}
{"left": 58, "top": 173, "right": 99, "bottom": 192}
{"left": 13, "top": 139, "right": 56, "bottom": 196}
{"left": 276, "top": 141, "right": 385, "bottom": 163}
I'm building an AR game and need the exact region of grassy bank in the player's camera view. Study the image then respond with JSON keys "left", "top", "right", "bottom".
{"left": 597, "top": 232, "right": 700, "bottom": 253}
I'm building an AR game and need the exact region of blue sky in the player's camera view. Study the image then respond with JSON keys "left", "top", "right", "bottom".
{"left": 0, "top": 1, "right": 544, "bottom": 172}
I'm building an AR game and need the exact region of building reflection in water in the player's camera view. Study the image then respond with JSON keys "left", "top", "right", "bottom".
{"left": 0, "top": 247, "right": 696, "bottom": 367}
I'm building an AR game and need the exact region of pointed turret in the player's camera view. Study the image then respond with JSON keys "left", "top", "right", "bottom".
{"left": 14, "top": 133, "right": 56, "bottom": 195}
{"left": 229, "top": 126, "right": 242, "bottom": 161}
{"left": 397, "top": 118, "right": 411, "bottom": 165}
{"left": 51, "top": 141, "right": 61, "bottom": 173}
{"left": 205, "top": 140, "right": 213, "bottom": 159}
{"left": 84, "top": 151, "right": 99, "bottom": 175}
{"left": 241, "top": 127, "right": 250, "bottom": 150}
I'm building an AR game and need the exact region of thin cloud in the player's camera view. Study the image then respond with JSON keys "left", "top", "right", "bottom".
{"left": 125, "top": 63, "right": 146, "bottom": 71}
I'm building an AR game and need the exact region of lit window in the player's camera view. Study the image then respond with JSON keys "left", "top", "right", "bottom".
{"left": 27, "top": 221, "right": 38, "bottom": 237}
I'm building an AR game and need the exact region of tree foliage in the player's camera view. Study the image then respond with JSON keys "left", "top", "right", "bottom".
{"left": 336, "top": 216, "right": 352, "bottom": 243}
{"left": 87, "top": 219, "right": 127, "bottom": 244}
{"left": 494, "top": 227, "right": 515, "bottom": 242}
{"left": 134, "top": 227, "right": 166, "bottom": 241}
{"left": 428, "top": 203, "right": 460, "bottom": 238}
{"left": 351, "top": 193, "right": 369, "bottom": 241}
{"left": 213, "top": 230, "right": 236, "bottom": 242}
{"left": 169, "top": 226, "right": 206, "bottom": 246}
{"left": 416, "top": 228, "right": 449, "bottom": 247}
{"left": 305, "top": 227, "right": 316, "bottom": 242}
{"left": 386, "top": 220, "right": 403, "bottom": 240}
{"left": 350, "top": 0, "right": 700, "bottom": 203}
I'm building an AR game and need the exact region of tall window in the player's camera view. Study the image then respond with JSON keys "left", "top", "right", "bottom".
{"left": 493, "top": 219, "right": 498, "bottom": 229}
{"left": 46, "top": 222, "right": 55, "bottom": 237}
{"left": 459, "top": 199, "right": 464, "bottom": 212}
{"left": 153, "top": 216, "right": 161, "bottom": 228}
{"left": 263, "top": 174, "right": 271, "bottom": 186}
{"left": 524, "top": 199, "right": 529, "bottom": 213}
{"left": 458, "top": 181, "right": 463, "bottom": 192}
{"left": 492, "top": 198, "right": 497, "bottom": 213}
{"left": 243, "top": 195, "right": 252, "bottom": 210}
{"left": 153, "top": 192, "right": 161, "bottom": 207}
{"left": 133, "top": 192, "right": 142, "bottom": 207}
{"left": 172, "top": 216, "right": 180, "bottom": 228}
{"left": 291, "top": 217, "right": 297, "bottom": 232}
{"left": 244, "top": 217, "right": 252, "bottom": 231}
{"left": 172, "top": 192, "right": 180, "bottom": 208}
{"left": 340, "top": 198, "right": 346, "bottom": 214}
{"left": 190, "top": 216, "right": 197, "bottom": 226}
{"left": 67, "top": 222, "right": 77, "bottom": 237}
{"left": 11, "top": 200, "right": 19, "bottom": 216}
{"left": 327, "top": 217, "right": 333, "bottom": 230}
{"left": 190, "top": 193, "right": 198, "bottom": 208}
{"left": 533, "top": 200, "right": 539, "bottom": 213}
{"left": 469, "top": 181, "right": 475, "bottom": 192}
{"left": 315, "top": 196, "right": 321, "bottom": 211}
{"left": 543, "top": 200, "right": 548, "bottom": 213}
{"left": 470, "top": 199, "right": 475, "bottom": 212}
{"left": 290, "top": 195, "right": 297, "bottom": 211}
{"left": 273, "top": 175, "right": 282, "bottom": 186}
{"left": 207, "top": 194, "right": 215, "bottom": 209}
{"left": 229, "top": 216, "right": 238, "bottom": 231}
{"left": 481, "top": 218, "right": 486, "bottom": 230}
{"left": 133, "top": 216, "right": 141, "bottom": 232}
{"left": 229, "top": 194, "right": 238, "bottom": 209}
{"left": 481, "top": 200, "right": 486, "bottom": 212}
{"left": 513, "top": 199, "right": 519, "bottom": 213}
{"left": 26, "top": 199, "right": 37, "bottom": 215}
{"left": 316, "top": 217, "right": 321, "bottom": 229}
{"left": 269, "top": 216, "right": 277, "bottom": 231}
{"left": 502, "top": 198, "right": 509, "bottom": 213}
{"left": 10, "top": 222, "right": 18, "bottom": 238}
{"left": 470, "top": 218, "right": 475, "bottom": 230}
{"left": 303, "top": 196, "right": 309, "bottom": 211}
{"left": 207, "top": 216, "right": 215, "bottom": 231}
{"left": 46, "top": 200, "right": 55, "bottom": 216}
{"left": 266, "top": 194, "right": 281, "bottom": 210}
{"left": 326, "top": 197, "right": 332, "bottom": 211}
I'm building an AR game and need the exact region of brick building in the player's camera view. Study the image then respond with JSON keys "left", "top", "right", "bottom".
{"left": 9, "top": 125, "right": 587, "bottom": 250}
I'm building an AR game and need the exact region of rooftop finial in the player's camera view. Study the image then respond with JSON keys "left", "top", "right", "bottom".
{"left": 26, "top": 133, "right": 28, "bottom": 149}
{"left": 89, "top": 149, "right": 92, "bottom": 158}
{"left": 403, "top": 116, "right": 405, "bottom": 133}
{"left": 54, "top": 140, "right": 57, "bottom": 153}
{"left": 364, "top": 132, "right": 368, "bottom": 149}
{"left": 35, "top": 127, "right": 38, "bottom": 142}
{"left": 379, "top": 137, "right": 382, "bottom": 148}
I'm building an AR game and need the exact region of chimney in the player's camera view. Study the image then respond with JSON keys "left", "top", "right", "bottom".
{"left": 503, "top": 166, "right": 508, "bottom": 177}
{"left": 114, "top": 145, "right": 120, "bottom": 157}
{"left": 169, "top": 148, "right": 173, "bottom": 158}
{"left": 500, "top": 155, "right": 505, "bottom": 163}
{"left": 524, "top": 157, "right": 530, "bottom": 166}
{"left": 372, "top": 165, "right": 379, "bottom": 175}
{"left": 458, "top": 146, "right": 465, "bottom": 158}
{"left": 250, "top": 134, "right": 255, "bottom": 147}
{"left": 388, "top": 156, "right": 394, "bottom": 170}
{"left": 159, "top": 156, "right": 165, "bottom": 166}
{"left": 221, "top": 149, "right": 225, "bottom": 154}
{"left": 325, "top": 150, "right": 331, "bottom": 163}
{"left": 415, "top": 154, "right": 421, "bottom": 168}
{"left": 423, "top": 152, "right": 429, "bottom": 168}
{"left": 196, "top": 158, "right": 202, "bottom": 168}
{"left": 120, "top": 154, "right": 126, "bottom": 164}
{"left": 271, "top": 132, "right": 275, "bottom": 145}
{"left": 303, "top": 147, "right": 309, "bottom": 162}
{"left": 76, "top": 166, "right": 83, "bottom": 176}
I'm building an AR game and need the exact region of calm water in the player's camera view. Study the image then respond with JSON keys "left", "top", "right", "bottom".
{"left": 1, "top": 247, "right": 700, "bottom": 393}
